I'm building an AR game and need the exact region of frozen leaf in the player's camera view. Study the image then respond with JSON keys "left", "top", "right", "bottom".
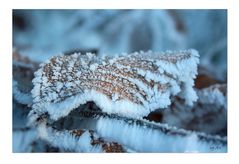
{"left": 30, "top": 49, "right": 199, "bottom": 121}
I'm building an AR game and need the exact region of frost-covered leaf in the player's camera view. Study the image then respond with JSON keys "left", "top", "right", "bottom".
{"left": 30, "top": 49, "right": 199, "bottom": 121}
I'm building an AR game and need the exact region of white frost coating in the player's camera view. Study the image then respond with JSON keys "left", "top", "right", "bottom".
{"left": 34, "top": 90, "right": 148, "bottom": 121}
{"left": 153, "top": 49, "right": 199, "bottom": 105}
{"left": 30, "top": 49, "right": 199, "bottom": 121}
{"left": 37, "top": 124, "right": 103, "bottom": 152}
{"left": 13, "top": 80, "right": 32, "bottom": 105}
{"left": 112, "top": 93, "right": 119, "bottom": 102}
{"left": 96, "top": 117, "right": 226, "bottom": 152}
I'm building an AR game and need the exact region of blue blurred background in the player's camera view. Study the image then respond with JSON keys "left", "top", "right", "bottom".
{"left": 13, "top": 9, "right": 227, "bottom": 80}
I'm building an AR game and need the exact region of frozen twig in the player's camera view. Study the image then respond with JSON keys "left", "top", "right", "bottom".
{"left": 32, "top": 110, "right": 226, "bottom": 152}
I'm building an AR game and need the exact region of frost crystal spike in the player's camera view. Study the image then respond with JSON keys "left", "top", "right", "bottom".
{"left": 33, "top": 110, "right": 227, "bottom": 153}
{"left": 31, "top": 49, "right": 199, "bottom": 120}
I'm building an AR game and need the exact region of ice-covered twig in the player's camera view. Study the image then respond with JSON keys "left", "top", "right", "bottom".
{"left": 96, "top": 115, "right": 226, "bottom": 152}
{"left": 37, "top": 110, "right": 226, "bottom": 153}
{"left": 31, "top": 49, "right": 199, "bottom": 120}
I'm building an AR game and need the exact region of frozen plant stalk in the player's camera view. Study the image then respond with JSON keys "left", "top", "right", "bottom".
{"left": 30, "top": 49, "right": 199, "bottom": 121}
